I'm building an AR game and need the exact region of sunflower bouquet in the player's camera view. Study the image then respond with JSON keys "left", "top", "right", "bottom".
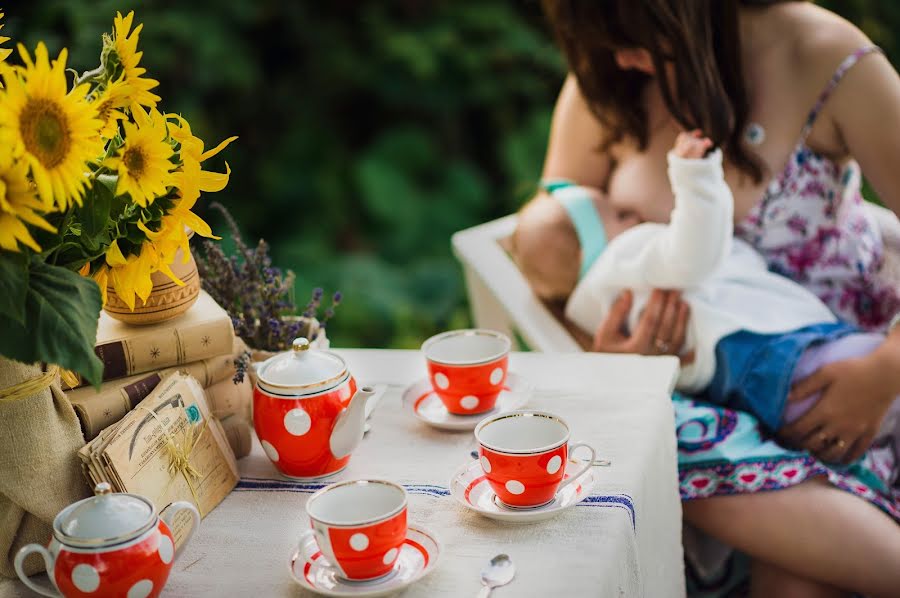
{"left": 0, "top": 11, "right": 235, "bottom": 387}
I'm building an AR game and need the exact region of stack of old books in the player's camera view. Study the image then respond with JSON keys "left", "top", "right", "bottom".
{"left": 66, "top": 290, "right": 253, "bottom": 456}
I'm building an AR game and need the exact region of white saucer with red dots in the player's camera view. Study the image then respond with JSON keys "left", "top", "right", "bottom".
{"left": 289, "top": 526, "right": 441, "bottom": 597}
{"left": 401, "top": 373, "right": 532, "bottom": 431}
{"left": 449, "top": 458, "right": 597, "bottom": 523}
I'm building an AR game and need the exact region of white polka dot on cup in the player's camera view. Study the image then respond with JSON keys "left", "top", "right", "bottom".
{"left": 127, "top": 579, "right": 153, "bottom": 598}
{"left": 505, "top": 480, "right": 525, "bottom": 495}
{"left": 158, "top": 533, "right": 174, "bottom": 564}
{"left": 489, "top": 367, "right": 504, "bottom": 385}
{"left": 546, "top": 455, "right": 562, "bottom": 475}
{"left": 350, "top": 533, "right": 369, "bottom": 551}
{"left": 382, "top": 547, "right": 399, "bottom": 565}
{"left": 283, "top": 408, "right": 312, "bottom": 436}
{"left": 480, "top": 455, "right": 492, "bottom": 473}
{"left": 460, "top": 395, "right": 479, "bottom": 410}
{"left": 71, "top": 563, "right": 100, "bottom": 593}
{"left": 261, "top": 440, "right": 280, "bottom": 462}
{"left": 434, "top": 373, "right": 449, "bottom": 390}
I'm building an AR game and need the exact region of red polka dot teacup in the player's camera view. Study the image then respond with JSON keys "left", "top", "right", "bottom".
{"left": 14, "top": 482, "right": 199, "bottom": 598}
{"left": 422, "top": 329, "right": 511, "bottom": 415}
{"left": 305, "top": 479, "right": 408, "bottom": 581}
{"left": 474, "top": 411, "right": 596, "bottom": 508}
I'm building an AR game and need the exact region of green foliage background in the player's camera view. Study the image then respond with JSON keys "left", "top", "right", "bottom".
{"left": 12, "top": 1, "right": 895, "bottom": 349}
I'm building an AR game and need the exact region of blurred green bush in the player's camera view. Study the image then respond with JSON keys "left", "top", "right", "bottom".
{"left": 12, "top": 0, "right": 562, "bottom": 349}
{"left": 12, "top": 1, "right": 894, "bottom": 348}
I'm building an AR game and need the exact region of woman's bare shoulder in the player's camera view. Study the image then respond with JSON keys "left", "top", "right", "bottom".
{"left": 782, "top": 3, "right": 874, "bottom": 83}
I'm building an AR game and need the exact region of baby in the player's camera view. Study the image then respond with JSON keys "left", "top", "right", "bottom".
{"left": 513, "top": 131, "right": 898, "bottom": 457}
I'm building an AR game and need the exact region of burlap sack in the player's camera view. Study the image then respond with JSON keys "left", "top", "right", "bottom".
{"left": 0, "top": 359, "right": 90, "bottom": 579}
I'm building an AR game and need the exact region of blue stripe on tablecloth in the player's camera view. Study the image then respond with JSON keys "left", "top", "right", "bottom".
{"left": 234, "top": 477, "right": 636, "bottom": 531}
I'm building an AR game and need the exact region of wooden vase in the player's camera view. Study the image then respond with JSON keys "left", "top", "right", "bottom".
{"left": 103, "top": 247, "right": 201, "bottom": 325}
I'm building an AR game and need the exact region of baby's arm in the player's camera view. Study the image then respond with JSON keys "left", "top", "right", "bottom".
{"left": 592, "top": 132, "right": 734, "bottom": 290}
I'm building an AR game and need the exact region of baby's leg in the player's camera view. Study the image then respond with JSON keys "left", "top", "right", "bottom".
{"left": 782, "top": 333, "right": 885, "bottom": 425}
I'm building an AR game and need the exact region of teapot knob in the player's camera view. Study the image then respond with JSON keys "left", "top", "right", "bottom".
{"left": 94, "top": 482, "right": 112, "bottom": 496}
{"left": 292, "top": 338, "right": 310, "bottom": 353}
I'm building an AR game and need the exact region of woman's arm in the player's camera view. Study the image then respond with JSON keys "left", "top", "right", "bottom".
{"left": 826, "top": 45, "right": 900, "bottom": 216}
{"left": 541, "top": 74, "right": 612, "bottom": 188}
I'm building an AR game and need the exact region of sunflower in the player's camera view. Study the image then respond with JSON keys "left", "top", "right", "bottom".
{"left": 0, "top": 12, "right": 12, "bottom": 64}
{"left": 0, "top": 147, "right": 56, "bottom": 252}
{"left": 168, "top": 114, "right": 235, "bottom": 236}
{"left": 105, "top": 106, "right": 174, "bottom": 207}
{"left": 105, "top": 238, "right": 158, "bottom": 310}
{"left": 90, "top": 79, "right": 131, "bottom": 139}
{"left": 111, "top": 11, "right": 160, "bottom": 110}
{"left": 0, "top": 43, "right": 103, "bottom": 211}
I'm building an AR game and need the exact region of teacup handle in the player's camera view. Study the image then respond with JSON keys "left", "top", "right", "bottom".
{"left": 160, "top": 501, "right": 201, "bottom": 561}
{"left": 14, "top": 544, "right": 60, "bottom": 597}
{"left": 556, "top": 442, "right": 596, "bottom": 494}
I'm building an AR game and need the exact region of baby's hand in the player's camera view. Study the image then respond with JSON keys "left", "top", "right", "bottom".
{"left": 674, "top": 130, "right": 713, "bottom": 159}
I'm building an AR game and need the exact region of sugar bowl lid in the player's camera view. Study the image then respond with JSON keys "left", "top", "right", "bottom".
{"left": 255, "top": 338, "right": 348, "bottom": 393}
{"left": 53, "top": 483, "right": 156, "bottom": 548}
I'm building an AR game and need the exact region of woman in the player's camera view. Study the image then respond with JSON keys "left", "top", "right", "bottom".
{"left": 536, "top": 1, "right": 900, "bottom": 596}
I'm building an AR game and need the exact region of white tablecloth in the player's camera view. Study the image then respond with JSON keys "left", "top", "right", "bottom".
{"left": 3, "top": 350, "right": 684, "bottom": 598}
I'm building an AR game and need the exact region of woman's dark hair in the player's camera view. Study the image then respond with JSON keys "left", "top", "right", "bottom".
{"left": 541, "top": 0, "right": 799, "bottom": 183}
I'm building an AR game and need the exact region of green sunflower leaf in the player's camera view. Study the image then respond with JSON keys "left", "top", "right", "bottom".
{"left": 0, "top": 258, "right": 103, "bottom": 387}
{"left": 0, "top": 251, "right": 28, "bottom": 324}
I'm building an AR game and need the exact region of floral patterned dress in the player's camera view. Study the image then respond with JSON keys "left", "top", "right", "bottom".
{"left": 678, "top": 47, "right": 900, "bottom": 595}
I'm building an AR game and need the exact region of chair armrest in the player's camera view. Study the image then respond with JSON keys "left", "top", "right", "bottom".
{"left": 452, "top": 216, "right": 582, "bottom": 353}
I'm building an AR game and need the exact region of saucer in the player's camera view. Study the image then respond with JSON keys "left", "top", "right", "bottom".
{"left": 401, "top": 373, "right": 532, "bottom": 431}
{"left": 449, "top": 459, "right": 596, "bottom": 523}
{"left": 289, "top": 526, "right": 440, "bottom": 597}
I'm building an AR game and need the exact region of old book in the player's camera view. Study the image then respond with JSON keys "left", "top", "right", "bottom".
{"left": 78, "top": 372, "right": 239, "bottom": 546}
{"left": 68, "top": 338, "right": 247, "bottom": 440}
{"left": 205, "top": 376, "right": 252, "bottom": 421}
{"left": 219, "top": 415, "right": 252, "bottom": 459}
{"left": 87, "top": 290, "right": 235, "bottom": 385}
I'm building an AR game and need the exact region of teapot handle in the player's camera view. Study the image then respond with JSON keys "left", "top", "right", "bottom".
{"left": 14, "top": 544, "right": 60, "bottom": 597}
{"left": 160, "top": 501, "right": 201, "bottom": 561}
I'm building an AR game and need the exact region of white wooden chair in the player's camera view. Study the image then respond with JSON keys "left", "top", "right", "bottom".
{"left": 451, "top": 215, "right": 582, "bottom": 352}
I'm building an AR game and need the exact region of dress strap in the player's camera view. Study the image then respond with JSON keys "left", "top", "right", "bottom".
{"left": 799, "top": 45, "right": 883, "bottom": 142}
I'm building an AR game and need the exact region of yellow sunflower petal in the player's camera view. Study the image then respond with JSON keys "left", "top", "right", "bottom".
{"left": 106, "top": 239, "right": 128, "bottom": 266}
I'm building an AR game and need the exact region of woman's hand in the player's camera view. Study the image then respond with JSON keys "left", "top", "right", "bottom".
{"left": 592, "top": 289, "right": 694, "bottom": 363}
{"left": 781, "top": 341, "right": 900, "bottom": 463}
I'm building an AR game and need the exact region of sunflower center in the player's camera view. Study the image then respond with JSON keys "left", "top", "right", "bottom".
{"left": 123, "top": 146, "right": 146, "bottom": 177}
{"left": 20, "top": 98, "right": 71, "bottom": 169}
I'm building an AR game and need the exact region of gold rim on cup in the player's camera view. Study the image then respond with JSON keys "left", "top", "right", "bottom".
{"left": 421, "top": 329, "right": 511, "bottom": 366}
{"left": 474, "top": 410, "right": 570, "bottom": 455}
{"left": 305, "top": 479, "right": 408, "bottom": 528}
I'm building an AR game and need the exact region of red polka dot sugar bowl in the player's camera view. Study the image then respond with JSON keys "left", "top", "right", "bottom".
{"left": 421, "top": 329, "right": 511, "bottom": 415}
{"left": 14, "top": 482, "right": 199, "bottom": 598}
{"left": 474, "top": 410, "right": 597, "bottom": 508}
{"left": 252, "top": 338, "right": 381, "bottom": 480}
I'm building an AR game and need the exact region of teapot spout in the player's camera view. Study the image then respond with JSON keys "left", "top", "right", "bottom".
{"left": 330, "top": 386, "right": 376, "bottom": 459}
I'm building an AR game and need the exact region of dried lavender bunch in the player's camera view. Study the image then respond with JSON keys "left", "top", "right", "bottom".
{"left": 195, "top": 202, "right": 341, "bottom": 353}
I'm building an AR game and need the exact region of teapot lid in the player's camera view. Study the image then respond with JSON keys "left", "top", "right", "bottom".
{"left": 53, "top": 483, "right": 156, "bottom": 548}
{"left": 255, "top": 338, "right": 348, "bottom": 393}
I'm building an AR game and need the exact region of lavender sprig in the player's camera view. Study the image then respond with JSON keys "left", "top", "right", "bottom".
{"left": 195, "top": 203, "right": 342, "bottom": 355}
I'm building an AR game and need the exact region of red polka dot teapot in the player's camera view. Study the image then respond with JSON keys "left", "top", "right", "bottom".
{"left": 252, "top": 337, "right": 379, "bottom": 479}
{"left": 14, "top": 482, "right": 199, "bottom": 598}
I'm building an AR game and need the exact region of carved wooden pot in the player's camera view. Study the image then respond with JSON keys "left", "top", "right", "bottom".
{"left": 103, "top": 247, "right": 201, "bottom": 325}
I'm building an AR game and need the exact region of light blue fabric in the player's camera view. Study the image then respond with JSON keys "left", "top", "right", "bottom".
{"left": 538, "top": 179, "right": 607, "bottom": 279}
